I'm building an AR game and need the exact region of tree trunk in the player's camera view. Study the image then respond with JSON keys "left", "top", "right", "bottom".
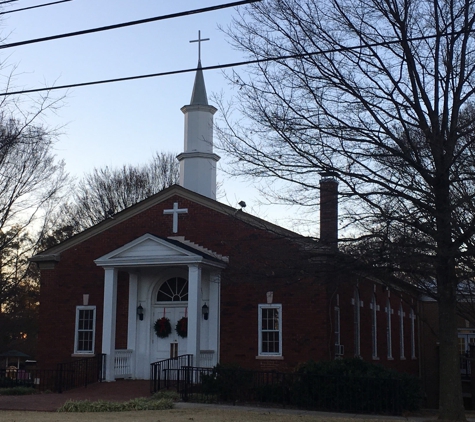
{"left": 438, "top": 281, "right": 465, "bottom": 420}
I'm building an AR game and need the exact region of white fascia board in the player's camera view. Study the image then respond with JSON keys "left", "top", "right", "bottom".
{"left": 95, "top": 255, "right": 226, "bottom": 269}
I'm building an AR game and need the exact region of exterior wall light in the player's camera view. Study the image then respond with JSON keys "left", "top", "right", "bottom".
{"left": 137, "top": 304, "right": 144, "bottom": 321}
{"left": 202, "top": 303, "right": 209, "bottom": 320}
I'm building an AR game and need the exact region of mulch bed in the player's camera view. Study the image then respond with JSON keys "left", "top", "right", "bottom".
{"left": 0, "top": 380, "right": 151, "bottom": 411}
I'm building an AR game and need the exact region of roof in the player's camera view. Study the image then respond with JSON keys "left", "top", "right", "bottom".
{"left": 93, "top": 233, "right": 227, "bottom": 269}
{"left": 30, "top": 184, "right": 311, "bottom": 263}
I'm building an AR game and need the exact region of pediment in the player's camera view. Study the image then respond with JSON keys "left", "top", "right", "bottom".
{"left": 94, "top": 234, "right": 225, "bottom": 268}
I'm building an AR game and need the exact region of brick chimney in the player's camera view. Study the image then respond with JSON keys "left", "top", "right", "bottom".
{"left": 320, "top": 173, "right": 338, "bottom": 249}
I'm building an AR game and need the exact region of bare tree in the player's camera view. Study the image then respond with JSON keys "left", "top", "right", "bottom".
{"left": 51, "top": 152, "right": 179, "bottom": 235}
{"left": 0, "top": 114, "right": 67, "bottom": 353}
{"left": 217, "top": 0, "right": 475, "bottom": 419}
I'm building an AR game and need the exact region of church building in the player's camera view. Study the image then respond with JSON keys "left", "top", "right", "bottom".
{"left": 31, "top": 53, "right": 421, "bottom": 383}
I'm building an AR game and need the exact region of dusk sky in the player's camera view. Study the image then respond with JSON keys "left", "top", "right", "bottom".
{"left": 2, "top": 0, "right": 311, "bottom": 234}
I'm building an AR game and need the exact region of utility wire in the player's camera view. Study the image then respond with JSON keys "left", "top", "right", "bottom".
{"left": 0, "top": 0, "right": 260, "bottom": 49}
{"left": 0, "top": 28, "right": 471, "bottom": 97}
{"left": 0, "top": 0, "right": 20, "bottom": 5}
{"left": 0, "top": 0, "right": 72, "bottom": 15}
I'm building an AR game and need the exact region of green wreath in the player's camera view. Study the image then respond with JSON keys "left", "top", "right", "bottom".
{"left": 154, "top": 317, "right": 172, "bottom": 338}
{"left": 176, "top": 317, "right": 188, "bottom": 338}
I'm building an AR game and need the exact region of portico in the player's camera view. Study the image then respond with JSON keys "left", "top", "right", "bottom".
{"left": 94, "top": 234, "right": 226, "bottom": 381}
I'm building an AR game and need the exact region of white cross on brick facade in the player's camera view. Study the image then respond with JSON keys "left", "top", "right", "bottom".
{"left": 163, "top": 202, "right": 188, "bottom": 233}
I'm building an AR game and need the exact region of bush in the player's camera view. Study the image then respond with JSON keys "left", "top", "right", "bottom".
{"left": 200, "top": 359, "right": 421, "bottom": 414}
{"left": 201, "top": 363, "right": 254, "bottom": 402}
{"left": 0, "top": 377, "right": 34, "bottom": 389}
{"left": 151, "top": 390, "right": 180, "bottom": 401}
{"left": 0, "top": 386, "right": 37, "bottom": 395}
{"left": 57, "top": 397, "right": 173, "bottom": 412}
{"left": 291, "top": 359, "right": 422, "bottom": 413}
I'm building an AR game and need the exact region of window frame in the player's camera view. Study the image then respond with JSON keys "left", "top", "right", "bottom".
{"left": 371, "top": 294, "right": 378, "bottom": 359}
{"left": 74, "top": 306, "right": 96, "bottom": 355}
{"left": 354, "top": 288, "right": 361, "bottom": 357}
{"left": 258, "top": 304, "right": 282, "bottom": 357}
{"left": 410, "top": 308, "right": 417, "bottom": 359}
{"left": 399, "top": 303, "right": 405, "bottom": 359}
{"left": 386, "top": 299, "right": 393, "bottom": 359}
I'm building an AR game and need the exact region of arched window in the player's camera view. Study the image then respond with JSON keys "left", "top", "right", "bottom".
{"left": 371, "top": 294, "right": 378, "bottom": 358}
{"left": 399, "top": 303, "right": 405, "bottom": 359}
{"left": 387, "top": 299, "right": 393, "bottom": 359}
{"left": 156, "top": 277, "right": 188, "bottom": 302}
{"left": 354, "top": 288, "right": 360, "bottom": 356}
{"left": 410, "top": 308, "right": 416, "bottom": 359}
{"left": 335, "top": 294, "right": 342, "bottom": 356}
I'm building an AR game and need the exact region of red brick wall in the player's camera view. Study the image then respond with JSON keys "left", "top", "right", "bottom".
{"left": 37, "top": 194, "right": 328, "bottom": 368}
{"left": 36, "top": 193, "right": 420, "bottom": 378}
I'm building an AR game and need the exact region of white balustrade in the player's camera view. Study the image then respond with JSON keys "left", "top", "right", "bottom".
{"left": 199, "top": 350, "right": 216, "bottom": 368}
{"left": 114, "top": 349, "right": 133, "bottom": 378}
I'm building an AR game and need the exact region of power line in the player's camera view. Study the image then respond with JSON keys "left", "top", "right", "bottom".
{"left": 0, "top": 0, "right": 20, "bottom": 5}
{"left": 0, "top": 28, "right": 470, "bottom": 97}
{"left": 0, "top": 0, "right": 73, "bottom": 15}
{"left": 0, "top": 0, "right": 260, "bottom": 49}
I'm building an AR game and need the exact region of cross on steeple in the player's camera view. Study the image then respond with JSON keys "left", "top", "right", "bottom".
{"left": 190, "top": 30, "right": 210, "bottom": 62}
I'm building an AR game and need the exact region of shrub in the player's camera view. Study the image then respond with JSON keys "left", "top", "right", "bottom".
{"left": 0, "top": 377, "right": 34, "bottom": 389}
{"left": 291, "top": 359, "right": 422, "bottom": 413}
{"left": 151, "top": 390, "right": 180, "bottom": 401}
{"left": 0, "top": 386, "right": 37, "bottom": 395}
{"left": 201, "top": 363, "right": 253, "bottom": 402}
{"left": 57, "top": 397, "right": 173, "bottom": 412}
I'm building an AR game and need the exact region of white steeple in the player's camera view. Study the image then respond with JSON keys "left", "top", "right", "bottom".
{"left": 177, "top": 33, "right": 220, "bottom": 200}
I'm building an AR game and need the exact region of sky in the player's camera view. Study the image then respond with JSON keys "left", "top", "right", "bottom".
{"left": 1, "top": 0, "right": 313, "bottom": 235}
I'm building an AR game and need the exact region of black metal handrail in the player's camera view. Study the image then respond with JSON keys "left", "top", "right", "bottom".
{"left": 150, "top": 354, "right": 193, "bottom": 393}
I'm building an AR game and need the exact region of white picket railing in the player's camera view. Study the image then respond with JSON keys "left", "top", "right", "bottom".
{"left": 199, "top": 350, "right": 216, "bottom": 368}
{"left": 114, "top": 349, "right": 133, "bottom": 378}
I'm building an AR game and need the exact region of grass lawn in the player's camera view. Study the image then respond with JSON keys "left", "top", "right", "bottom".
{"left": 0, "top": 406, "right": 417, "bottom": 422}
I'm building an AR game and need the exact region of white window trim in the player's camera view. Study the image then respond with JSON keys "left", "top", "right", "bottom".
{"left": 335, "top": 306, "right": 341, "bottom": 347}
{"left": 387, "top": 300, "right": 393, "bottom": 359}
{"left": 371, "top": 295, "right": 378, "bottom": 359}
{"left": 399, "top": 304, "right": 405, "bottom": 359}
{"left": 354, "top": 288, "right": 361, "bottom": 357}
{"left": 410, "top": 309, "right": 417, "bottom": 359}
{"left": 258, "top": 304, "right": 282, "bottom": 357}
{"left": 74, "top": 306, "right": 96, "bottom": 354}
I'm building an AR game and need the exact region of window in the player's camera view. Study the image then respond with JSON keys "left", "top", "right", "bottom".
{"left": 75, "top": 306, "right": 96, "bottom": 354}
{"left": 371, "top": 294, "right": 378, "bottom": 358}
{"left": 335, "top": 306, "right": 341, "bottom": 346}
{"left": 258, "top": 304, "right": 282, "bottom": 356}
{"left": 386, "top": 299, "right": 392, "bottom": 359}
{"left": 157, "top": 277, "right": 188, "bottom": 302}
{"left": 410, "top": 308, "right": 416, "bottom": 359}
{"left": 399, "top": 303, "right": 405, "bottom": 359}
{"left": 354, "top": 288, "right": 360, "bottom": 356}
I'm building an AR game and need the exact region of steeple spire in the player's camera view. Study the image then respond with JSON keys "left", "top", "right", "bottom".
{"left": 190, "top": 61, "right": 209, "bottom": 106}
{"left": 177, "top": 31, "right": 220, "bottom": 200}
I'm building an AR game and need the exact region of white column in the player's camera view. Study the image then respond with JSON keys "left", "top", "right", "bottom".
{"left": 187, "top": 264, "right": 202, "bottom": 365}
{"left": 209, "top": 271, "right": 221, "bottom": 365}
{"left": 127, "top": 272, "right": 138, "bottom": 378}
{"left": 102, "top": 267, "right": 118, "bottom": 382}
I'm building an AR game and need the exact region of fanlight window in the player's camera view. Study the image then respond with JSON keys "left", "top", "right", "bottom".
{"left": 157, "top": 277, "right": 188, "bottom": 302}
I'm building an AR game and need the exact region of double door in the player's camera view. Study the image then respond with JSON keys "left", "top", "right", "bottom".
{"left": 151, "top": 306, "right": 187, "bottom": 362}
